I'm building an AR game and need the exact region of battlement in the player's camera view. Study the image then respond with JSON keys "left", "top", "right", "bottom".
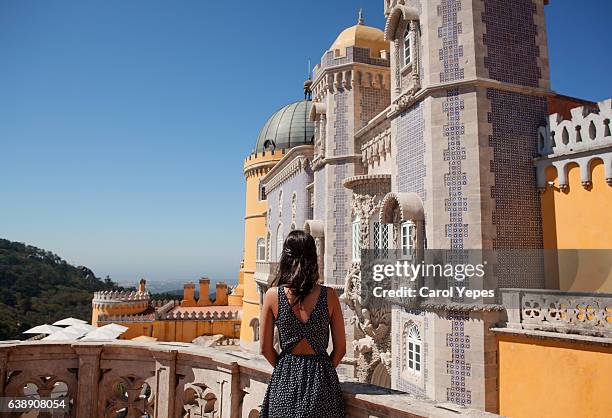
{"left": 538, "top": 99, "right": 611, "bottom": 157}
{"left": 244, "top": 148, "right": 287, "bottom": 165}
{"left": 536, "top": 98, "right": 612, "bottom": 189}
{"left": 151, "top": 299, "right": 180, "bottom": 311}
{"left": 93, "top": 290, "right": 150, "bottom": 303}
{"left": 158, "top": 309, "right": 241, "bottom": 321}
{"left": 97, "top": 313, "right": 155, "bottom": 323}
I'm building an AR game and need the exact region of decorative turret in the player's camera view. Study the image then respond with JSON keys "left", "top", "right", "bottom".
{"left": 91, "top": 286, "right": 151, "bottom": 326}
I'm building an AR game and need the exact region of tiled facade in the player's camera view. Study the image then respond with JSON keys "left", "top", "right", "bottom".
{"left": 239, "top": 0, "right": 609, "bottom": 414}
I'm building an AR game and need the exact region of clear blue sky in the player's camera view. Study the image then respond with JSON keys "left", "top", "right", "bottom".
{"left": 1, "top": 0, "right": 610, "bottom": 286}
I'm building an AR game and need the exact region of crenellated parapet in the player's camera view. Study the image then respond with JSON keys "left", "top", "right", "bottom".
{"left": 98, "top": 313, "right": 155, "bottom": 323}
{"left": 311, "top": 64, "right": 391, "bottom": 103}
{"left": 243, "top": 149, "right": 287, "bottom": 178}
{"left": 92, "top": 290, "right": 151, "bottom": 317}
{"left": 150, "top": 299, "right": 180, "bottom": 309}
{"left": 536, "top": 99, "right": 612, "bottom": 190}
{"left": 156, "top": 309, "right": 242, "bottom": 321}
{"left": 93, "top": 290, "right": 150, "bottom": 303}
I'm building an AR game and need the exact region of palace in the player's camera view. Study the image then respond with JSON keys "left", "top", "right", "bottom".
{"left": 1, "top": 1, "right": 610, "bottom": 417}
{"left": 237, "top": 1, "right": 612, "bottom": 416}
{"left": 91, "top": 278, "right": 242, "bottom": 343}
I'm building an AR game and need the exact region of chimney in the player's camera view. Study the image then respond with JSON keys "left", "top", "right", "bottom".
{"left": 181, "top": 282, "right": 196, "bottom": 307}
{"left": 197, "top": 277, "right": 211, "bottom": 306}
{"left": 214, "top": 282, "right": 228, "bottom": 306}
{"left": 138, "top": 278, "right": 146, "bottom": 293}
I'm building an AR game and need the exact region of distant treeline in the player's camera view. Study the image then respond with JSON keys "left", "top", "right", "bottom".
{"left": 0, "top": 238, "right": 126, "bottom": 340}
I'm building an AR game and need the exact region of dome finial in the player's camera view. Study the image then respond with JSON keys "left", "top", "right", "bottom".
{"left": 303, "top": 59, "right": 312, "bottom": 101}
{"left": 358, "top": 8, "right": 364, "bottom": 25}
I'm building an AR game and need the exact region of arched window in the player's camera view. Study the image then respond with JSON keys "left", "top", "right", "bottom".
{"left": 352, "top": 217, "right": 361, "bottom": 262}
{"left": 373, "top": 221, "right": 393, "bottom": 250}
{"left": 401, "top": 220, "right": 416, "bottom": 257}
{"left": 276, "top": 224, "right": 284, "bottom": 261}
{"left": 403, "top": 26, "right": 411, "bottom": 66}
{"left": 249, "top": 318, "right": 260, "bottom": 342}
{"left": 403, "top": 323, "right": 421, "bottom": 375}
{"left": 256, "top": 238, "right": 266, "bottom": 262}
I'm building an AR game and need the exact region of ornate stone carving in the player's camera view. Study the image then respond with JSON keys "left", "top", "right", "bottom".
{"left": 291, "top": 192, "right": 297, "bottom": 226}
{"left": 502, "top": 289, "right": 612, "bottom": 337}
{"left": 343, "top": 190, "right": 393, "bottom": 386}
{"left": 344, "top": 261, "right": 392, "bottom": 385}
{"left": 387, "top": 85, "right": 419, "bottom": 118}
{"left": 102, "top": 375, "right": 154, "bottom": 418}
{"left": 182, "top": 383, "right": 218, "bottom": 417}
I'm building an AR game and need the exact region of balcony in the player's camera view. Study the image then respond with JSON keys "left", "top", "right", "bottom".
{"left": 499, "top": 288, "right": 612, "bottom": 338}
{"left": 254, "top": 261, "right": 278, "bottom": 288}
{"left": 0, "top": 340, "right": 497, "bottom": 418}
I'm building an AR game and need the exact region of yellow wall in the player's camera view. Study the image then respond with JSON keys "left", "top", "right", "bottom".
{"left": 103, "top": 319, "right": 240, "bottom": 342}
{"left": 498, "top": 333, "right": 612, "bottom": 418}
{"left": 152, "top": 319, "right": 240, "bottom": 342}
{"left": 91, "top": 301, "right": 149, "bottom": 327}
{"left": 239, "top": 151, "right": 282, "bottom": 344}
{"left": 541, "top": 160, "right": 612, "bottom": 291}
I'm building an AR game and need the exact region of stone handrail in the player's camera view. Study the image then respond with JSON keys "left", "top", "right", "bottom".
{"left": 500, "top": 288, "right": 612, "bottom": 338}
{"left": 0, "top": 340, "right": 497, "bottom": 418}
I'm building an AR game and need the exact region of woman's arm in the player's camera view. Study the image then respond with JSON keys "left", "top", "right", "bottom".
{"left": 328, "top": 287, "right": 346, "bottom": 368}
{"left": 260, "top": 287, "right": 278, "bottom": 367}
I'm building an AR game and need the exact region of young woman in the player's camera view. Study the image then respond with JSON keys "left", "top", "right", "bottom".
{"left": 259, "top": 230, "right": 346, "bottom": 418}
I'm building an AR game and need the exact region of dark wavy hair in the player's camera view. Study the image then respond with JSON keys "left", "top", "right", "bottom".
{"left": 274, "top": 230, "right": 319, "bottom": 306}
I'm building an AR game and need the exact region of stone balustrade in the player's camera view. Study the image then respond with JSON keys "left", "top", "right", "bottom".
{"left": 0, "top": 340, "right": 496, "bottom": 418}
{"left": 254, "top": 261, "right": 278, "bottom": 288}
{"left": 500, "top": 288, "right": 612, "bottom": 338}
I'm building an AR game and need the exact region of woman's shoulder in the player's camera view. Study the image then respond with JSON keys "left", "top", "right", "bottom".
{"left": 265, "top": 286, "right": 279, "bottom": 297}
{"left": 321, "top": 284, "right": 338, "bottom": 301}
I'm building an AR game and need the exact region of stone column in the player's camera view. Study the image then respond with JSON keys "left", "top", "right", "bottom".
{"left": 74, "top": 345, "right": 103, "bottom": 418}
{"left": 153, "top": 350, "right": 177, "bottom": 418}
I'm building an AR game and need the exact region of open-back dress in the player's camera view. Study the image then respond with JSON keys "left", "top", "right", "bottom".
{"left": 260, "top": 285, "right": 345, "bottom": 418}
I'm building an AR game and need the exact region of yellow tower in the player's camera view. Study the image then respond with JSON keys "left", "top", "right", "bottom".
{"left": 239, "top": 99, "right": 314, "bottom": 349}
{"left": 239, "top": 149, "right": 284, "bottom": 347}
{"left": 91, "top": 278, "right": 150, "bottom": 327}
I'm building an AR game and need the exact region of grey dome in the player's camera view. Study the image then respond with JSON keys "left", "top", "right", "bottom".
{"left": 254, "top": 100, "right": 314, "bottom": 153}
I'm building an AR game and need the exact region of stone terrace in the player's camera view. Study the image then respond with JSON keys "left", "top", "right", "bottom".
{"left": 0, "top": 340, "right": 498, "bottom": 417}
